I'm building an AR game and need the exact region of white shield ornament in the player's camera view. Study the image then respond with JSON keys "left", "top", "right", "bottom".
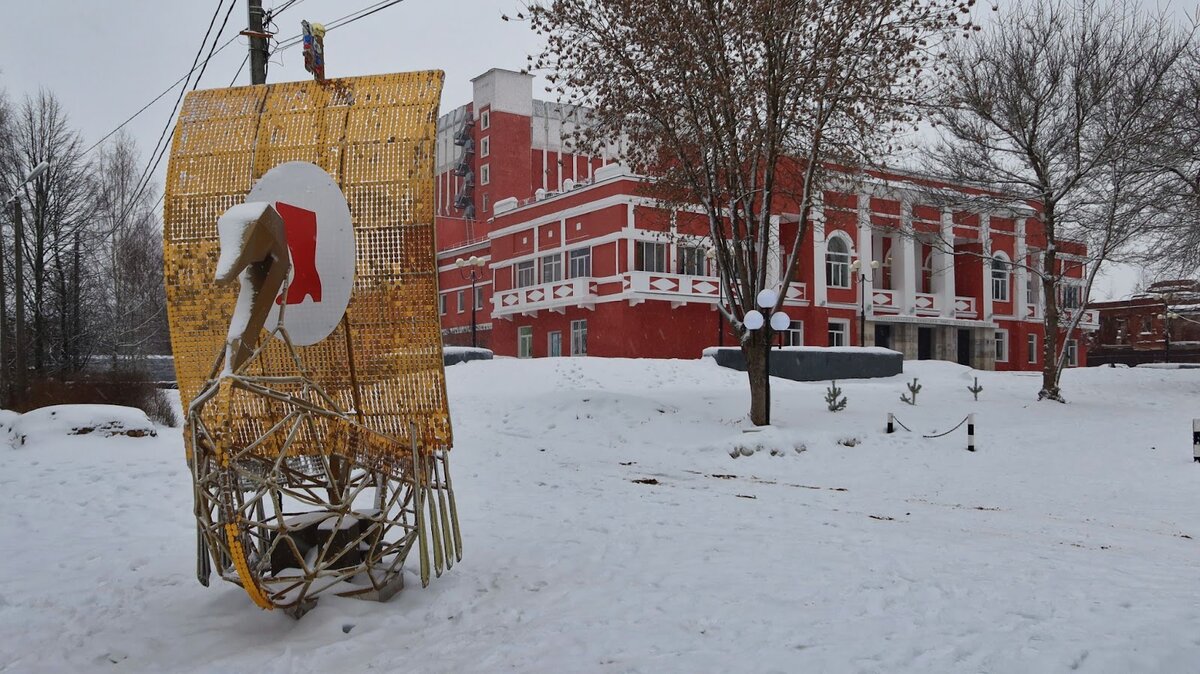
{"left": 246, "top": 162, "right": 356, "bottom": 346}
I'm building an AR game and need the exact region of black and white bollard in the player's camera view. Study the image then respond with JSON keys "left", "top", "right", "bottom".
{"left": 967, "top": 413, "right": 976, "bottom": 452}
{"left": 887, "top": 412, "right": 895, "bottom": 434}
{"left": 1193, "top": 419, "right": 1200, "bottom": 463}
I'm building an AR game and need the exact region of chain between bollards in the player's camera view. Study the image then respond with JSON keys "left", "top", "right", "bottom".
{"left": 887, "top": 412, "right": 975, "bottom": 451}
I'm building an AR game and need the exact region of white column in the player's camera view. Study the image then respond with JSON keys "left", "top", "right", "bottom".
{"left": 897, "top": 200, "right": 916, "bottom": 315}
{"left": 856, "top": 194, "right": 874, "bottom": 320}
{"left": 938, "top": 208, "right": 957, "bottom": 318}
{"left": 813, "top": 205, "right": 828, "bottom": 307}
{"left": 980, "top": 213, "right": 993, "bottom": 321}
{"left": 1015, "top": 218, "right": 1029, "bottom": 319}
{"left": 766, "top": 214, "right": 782, "bottom": 289}
{"left": 628, "top": 200, "right": 638, "bottom": 271}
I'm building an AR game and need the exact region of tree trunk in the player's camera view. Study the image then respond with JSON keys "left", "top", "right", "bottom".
{"left": 744, "top": 330, "right": 771, "bottom": 426}
{"left": 1039, "top": 233, "right": 1065, "bottom": 402}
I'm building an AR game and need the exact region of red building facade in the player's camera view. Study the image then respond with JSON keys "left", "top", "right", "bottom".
{"left": 1088, "top": 280, "right": 1200, "bottom": 366}
{"left": 435, "top": 69, "right": 1097, "bottom": 370}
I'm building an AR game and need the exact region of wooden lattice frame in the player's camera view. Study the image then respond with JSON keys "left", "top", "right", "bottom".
{"left": 165, "top": 71, "right": 451, "bottom": 465}
{"left": 163, "top": 72, "right": 458, "bottom": 615}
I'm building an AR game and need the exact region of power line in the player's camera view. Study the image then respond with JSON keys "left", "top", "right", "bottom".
{"left": 193, "top": 0, "right": 240, "bottom": 90}
{"left": 82, "top": 13, "right": 243, "bottom": 157}
{"left": 126, "top": 0, "right": 235, "bottom": 213}
{"left": 274, "top": 0, "right": 409, "bottom": 52}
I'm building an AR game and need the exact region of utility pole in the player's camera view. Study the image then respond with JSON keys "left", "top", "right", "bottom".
{"left": 247, "top": 0, "right": 268, "bottom": 85}
{"left": 12, "top": 197, "right": 26, "bottom": 407}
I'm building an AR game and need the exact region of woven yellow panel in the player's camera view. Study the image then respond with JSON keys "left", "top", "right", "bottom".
{"left": 164, "top": 72, "right": 450, "bottom": 460}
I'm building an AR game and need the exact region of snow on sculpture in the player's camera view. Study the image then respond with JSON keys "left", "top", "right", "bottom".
{"left": 163, "top": 71, "right": 458, "bottom": 617}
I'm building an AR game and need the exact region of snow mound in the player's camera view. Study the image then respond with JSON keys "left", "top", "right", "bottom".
{"left": 5, "top": 404, "right": 158, "bottom": 447}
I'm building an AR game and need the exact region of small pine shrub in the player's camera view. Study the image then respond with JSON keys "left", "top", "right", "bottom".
{"left": 824, "top": 380, "right": 848, "bottom": 412}
{"left": 900, "top": 377, "right": 922, "bottom": 406}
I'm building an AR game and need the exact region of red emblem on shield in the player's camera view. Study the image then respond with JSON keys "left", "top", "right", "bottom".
{"left": 274, "top": 202, "right": 323, "bottom": 305}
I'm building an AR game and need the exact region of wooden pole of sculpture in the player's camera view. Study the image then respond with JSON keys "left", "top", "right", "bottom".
{"left": 214, "top": 202, "right": 290, "bottom": 372}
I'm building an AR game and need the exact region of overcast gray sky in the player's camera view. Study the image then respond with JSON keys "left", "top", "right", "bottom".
{"left": 2, "top": 0, "right": 545, "bottom": 167}
{"left": 4, "top": 0, "right": 1189, "bottom": 298}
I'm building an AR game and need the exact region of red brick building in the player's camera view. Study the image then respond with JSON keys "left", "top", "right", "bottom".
{"left": 1088, "top": 280, "right": 1200, "bottom": 366}
{"left": 434, "top": 69, "right": 1097, "bottom": 370}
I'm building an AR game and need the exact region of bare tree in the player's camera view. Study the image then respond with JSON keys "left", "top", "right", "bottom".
{"left": 526, "top": 0, "right": 973, "bottom": 424}
{"left": 91, "top": 131, "right": 169, "bottom": 372}
{"left": 926, "top": 0, "right": 1192, "bottom": 401}
{"left": 1135, "top": 41, "right": 1200, "bottom": 277}
{"left": 3, "top": 91, "right": 95, "bottom": 375}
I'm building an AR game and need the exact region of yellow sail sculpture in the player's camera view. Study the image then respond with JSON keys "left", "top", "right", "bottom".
{"left": 162, "top": 71, "right": 460, "bottom": 617}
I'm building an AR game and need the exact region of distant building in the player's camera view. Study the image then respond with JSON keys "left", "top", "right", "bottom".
{"left": 434, "top": 69, "right": 1097, "bottom": 370}
{"left": 1088, "top": 280, "right": 1200, "bottom": 366}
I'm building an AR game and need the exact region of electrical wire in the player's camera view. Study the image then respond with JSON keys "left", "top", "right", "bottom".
{"left": 107, "top": 0, "right": 239, "bottom": 232}
{"left": 273, "top": 0, "right": 409, "bottom": 52}
{"left": 125, "top": 0, "right": 237, "bottom": 211}
{"left": 193, "top": 0, "right": 239, "bottom": 90}
{"left": 230, "top": 54, "right": 250, "bottom": 87}
{"left": 82, "top": 3, "right": 239, "bottom": 157}
{"left": 129, "top": 0, "right": 227, "bottom": 187}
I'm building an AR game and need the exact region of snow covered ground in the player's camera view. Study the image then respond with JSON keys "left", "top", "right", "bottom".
{"left": 2, "top": 358, "right": 1199, "bottom": 673}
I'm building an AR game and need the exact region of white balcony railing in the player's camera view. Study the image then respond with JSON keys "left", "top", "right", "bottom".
{"left": 871, "top": 289, "right": 898, "bottom": 313}
{"left": 622, "top": 271, "right": 808, "bottom": 306}
{"left": 914, "top": 293, "right": 939, "bottom": 316}
{"left": 493, "top": 277, "right": 597, "bottom": 316}
{"left": 624, "top": 271, "right": 723, "bottom": 300}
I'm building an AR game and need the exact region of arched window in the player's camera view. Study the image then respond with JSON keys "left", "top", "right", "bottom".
{"left": 991, "top": 254, "right": 1011, "bottom": 302}
{"left": 825, "top": 235, "right": 851, "bottom": 288}
{"left": 921, "top": 252, "right": 934, "bottom": 294}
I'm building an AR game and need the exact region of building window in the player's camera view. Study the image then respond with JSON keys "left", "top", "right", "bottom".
{"left": 991, "top": 255, "right": 1010, "bottom": 302}
{"left": 480, "top": 164, "right": 490, "bottom": 185}
{"left": 635, "top": 241, "right": 668, "bottom": 273}
{"left": 480, "top": 110, "right": 490, "bottom": 130}
{"left": 542, "top": 254, "right": 563, "bottom": 283}
{"left": 827, "top": 319, "right": 848, "bottom": 347}
{"left": 994, "top": 329, "right": 1008, "bottom": 362}
{"left": 921, "top": 252, "right": 934, "bottom": 294}
{"left": 784, "top": 320, "right": 804, "bottom": 346}
{"left": 480, "top": 136, "right": 490, "bottom": 158}
{"left": 571, "top": 319, "right": 588, "bottom": 356}
{"left": 677, "top": 245, "right": 706, "bottom": 276}
{"left": 518, "top": 326, "right": 533, "bottom": 358}
{"left": 569, "top": 247, "right": 592, "bottom": 278}
{"left": 474, "top": 286, "right": 484, "bottom": 310}
{"left": 1060, "top": 284, "right": 1082, "bottom": 310}
{"left": 1141, "top": 317, "right": 1152, "bottom": 334}
{"left": 1027, "top": 333, "right": 1037, "bottom": 364}
{"left": 482, "top": 193, "right": 490, "bottom": 213}
{"left": 825, "top": 236, "right": 851, "bottom": 289}
{"left": 456, "top": 290, "right": 465, "bottom": 313}
{"left": 548, "top": 331, "right": 562, "bottom": 357}
{"left": 1026, "top": 266, "right": 1039, "bottom": 306}
{"left": 1065, "top": 339, "right": 1078, "bottom": 367}
{"left": 515, "top": 260, "right": 536, "bottom": 288}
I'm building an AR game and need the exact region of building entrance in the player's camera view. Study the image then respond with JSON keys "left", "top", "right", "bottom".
{"left": 874, "top": 324, "right": 892, "bottom": 350}
{"left": 957, "top": 329, "right": 972, "bottom": 366}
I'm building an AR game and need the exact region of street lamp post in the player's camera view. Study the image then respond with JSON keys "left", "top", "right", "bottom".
{"left": 850, "top": 258, "right": 881, "bottom": 346}
{"left": 455, "top": 255, "right": 487, "bottom": 348}
{"left": 1159, "top": 310, "right": 1180, "bottom": 363}
{"left": 743, "top": 288, "right": 791, "bottom": 425}
{"left": 5, "top": 161, "right": 50, "bottom": 407}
